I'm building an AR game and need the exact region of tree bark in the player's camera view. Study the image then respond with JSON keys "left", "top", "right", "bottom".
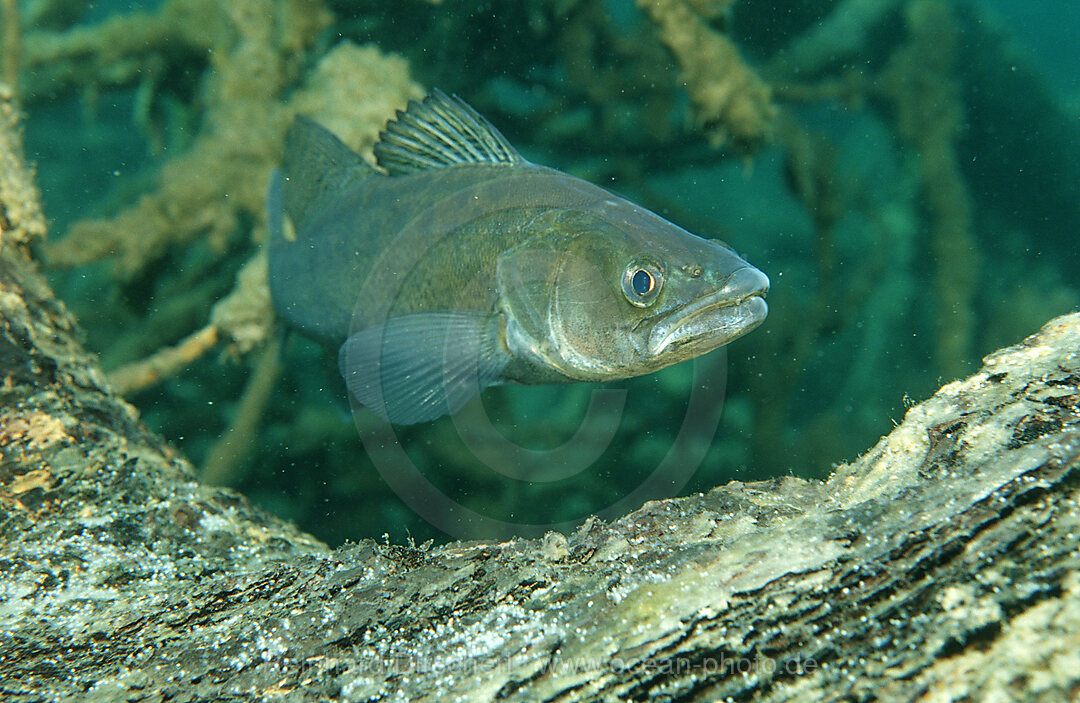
{"left": 2, "top": 87, "right": 1078, "bottom": 702}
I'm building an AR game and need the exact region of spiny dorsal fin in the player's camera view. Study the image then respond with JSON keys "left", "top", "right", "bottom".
{"left": 374, "top": 89, "right": 524, "bottom": 175}
{"left": 282, "top": 115, "right": 375, "bottom": 232}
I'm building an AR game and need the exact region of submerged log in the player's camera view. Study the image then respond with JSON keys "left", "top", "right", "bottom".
{"left": 2, "top": 86, "right": 1079, "bottom": 702}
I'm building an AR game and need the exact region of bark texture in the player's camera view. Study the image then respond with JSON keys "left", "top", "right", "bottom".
{"left": 2, "top": 87, "right": 1079, "bottom": 702}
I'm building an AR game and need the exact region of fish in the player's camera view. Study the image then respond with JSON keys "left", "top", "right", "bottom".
{"left": 268, "top": 90, "right": 769, "bottom": 425}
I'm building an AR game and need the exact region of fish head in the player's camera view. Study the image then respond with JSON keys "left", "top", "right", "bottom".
{"left": 497, "top": 202, "right": 769, "bottom": 381}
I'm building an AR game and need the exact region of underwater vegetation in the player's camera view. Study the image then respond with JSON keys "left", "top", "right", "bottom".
{"left": 7, "top": 0, "right": 1078, "bottom": 543}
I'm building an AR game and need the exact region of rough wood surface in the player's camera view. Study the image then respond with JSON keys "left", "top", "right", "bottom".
{"left": 1, "top": 87, "right": 1078, "bottom": 702}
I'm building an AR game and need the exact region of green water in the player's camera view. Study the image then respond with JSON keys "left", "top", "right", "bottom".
{"left": 18, "top": 0, "right": 1079, "bottom": 544}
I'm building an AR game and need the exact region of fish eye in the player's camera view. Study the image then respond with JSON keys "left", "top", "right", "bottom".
{"left": 632, "top": 269, "right": 653, "bottom": 295}
{"left": 622, "top": 259, "right": 664, "bottom": 307}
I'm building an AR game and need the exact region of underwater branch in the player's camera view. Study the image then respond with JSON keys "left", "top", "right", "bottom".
{"left": 1, "top": 0, "right": 19, "bottom": 93}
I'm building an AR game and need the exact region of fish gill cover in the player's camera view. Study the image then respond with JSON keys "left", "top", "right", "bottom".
{"left": 9, "top": 0, "right": 1080, "bottom": 543}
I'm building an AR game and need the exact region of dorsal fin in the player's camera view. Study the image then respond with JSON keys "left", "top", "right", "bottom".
{"left": 374, "top": 89, "right": 524, "bottom": 175}
{"left": 282, "top": 115, "right": 375, "bottom": 233}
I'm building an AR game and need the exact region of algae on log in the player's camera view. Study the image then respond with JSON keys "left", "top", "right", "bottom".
{"left": 2, "top": 87, "right": 1080, "bottom": 702}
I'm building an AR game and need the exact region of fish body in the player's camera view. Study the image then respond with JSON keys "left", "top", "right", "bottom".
{"left": 269, "top": 90, "right": 769, "bottom": 424}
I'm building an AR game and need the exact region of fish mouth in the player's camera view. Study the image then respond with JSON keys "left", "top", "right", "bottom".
{"left": 647, "top": 266, "right": 770, "bottom": 356}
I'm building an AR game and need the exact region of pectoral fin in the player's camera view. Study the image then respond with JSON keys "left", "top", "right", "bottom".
{"left": 338, "top": 312, "right": 510, "bottom": 425}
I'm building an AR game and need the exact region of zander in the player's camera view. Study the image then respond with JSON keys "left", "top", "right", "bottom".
{"left": 268, "top": 90, "right": 769, "bottom": 424}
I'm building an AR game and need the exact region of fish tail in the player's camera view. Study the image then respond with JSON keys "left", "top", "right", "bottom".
{"left": 281, "top": 116, "right": 376, "bottom": 234}
{"left": 266, "top": 167, "right": 285, "bottom": 242}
